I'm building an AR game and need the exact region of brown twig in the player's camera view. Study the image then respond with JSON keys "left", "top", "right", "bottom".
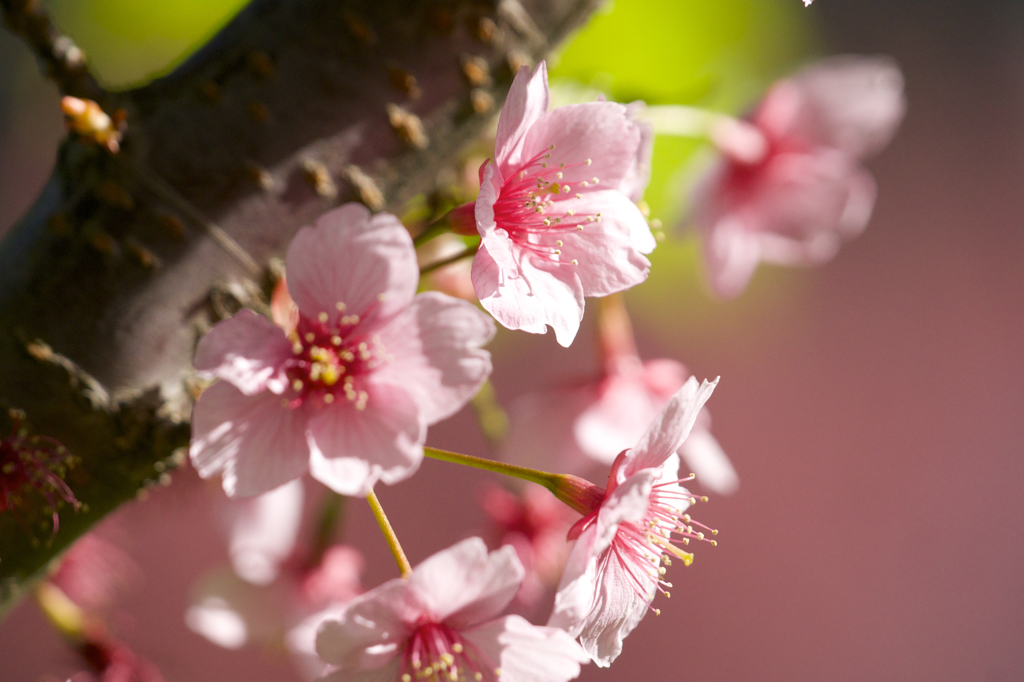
{"left": 1, "top": 0, "right": 107, "bottom": 103}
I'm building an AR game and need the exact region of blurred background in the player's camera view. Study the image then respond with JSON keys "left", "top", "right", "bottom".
{"left": 2, "top": 0, "right": 1024, "bottom": 680}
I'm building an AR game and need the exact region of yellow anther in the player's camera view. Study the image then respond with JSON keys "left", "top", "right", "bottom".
{"left": 554, "top": 249, "right": 561, "bottom": 255}
{"left": 575, "top": 193, "right": 582, "bottom": 199}
{"left": 654, "top": 609, "right": 661, "bottom": 616}
{"left": 665, "top": 592, "right": 671, "bottom": 598}
{"left": 331, "top": 335, "right": 342, "bottom": 346}
{"left": 292, "top": 379, "right": 304, "bottom": 391}
{"left": 556, "top": 240, "right": 563, "bottom": 246}
{"left": 452, "top": 643, "right": 464, "bottom": 653}
{"left": 556, "top": 172, "right": 563, "bottom": 179}
{"left": 581, "top": 180, "right": 589, "bottom": 187}
{"left": 403, "top": 675, "right": 412, "bottom": 682}
{"left": 323, "top": 394, "right": 334, "bottom": 403}
{"left": 304, "top": 333, "right": 315, "bottom": 343}
{"left": 549, "top": 144, "right": 555, "bottom": 150}
{"left": 701, "top": 496, "right": 709, "bottom": 502}
{"left": 586, "top": 158, "right": 592, "bottom": 165}
{"left": 712, "top": 529, "right": 719, "bottom": 535}
{"left": 335, "top": 301, "right": 346, "bottom": 311}
{"left": 318, "top": 312, "right": 329, "bottom": 323}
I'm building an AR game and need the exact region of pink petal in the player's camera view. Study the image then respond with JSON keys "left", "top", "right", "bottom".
{"left": 553, "top": 190, "right": 653, "bottom": 298}
{"left": 193, "top": 309, "right": 293, "bottom": 395}
{"left": 701, "top": 215, "right": 766, "bottom": 298}
{"left": 316, "top": 579, "right": 417, "bottom": 669}
{"left": 285, "top": 204, "right": 418, "bottom": 329}
{"left": 373, "top": 292, "right": 495, "bottom": 425}
{"left": 190, "top": 382, "right": 311, "bottom": 497}
{"left": 495, "top": 62, "right": 550, "bottom": 177}
{"left": 547, "top": 470, "right": 656, "bottom": 669}
{"left": 520, "top": 102, "right": 641, "bottom": 191}
{"left": 319, "top": 663, "right": 401, "bottom": 682}
{"left": 574, "top": 375, "right": 657, "bottom": 466}
{"left": 461, "top": 615, "right": 588, "bottom": 682}
{"left": 305, "top": 381, "right": 425, "bottom": 496}
{"left": 790, "top": 55, "right": 906, "bottom": 159}
{"left": 679, "top": 428, "right": 739, "bottom": 495}
{"left": 628, "top": 376, "right": 718, "bottom": 474}
{"left": 411, "top": 538, "right": 523, "bottom": 628}
{"left": 472, "top": 239, "right": 585, "bottom": 347}
{"left": 226, "top": 479, "right": 304, "bottom": 585}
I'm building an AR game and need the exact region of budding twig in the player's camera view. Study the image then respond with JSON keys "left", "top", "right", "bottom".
{"left": 0, "top": 0, "right": 107, "bottom": 103}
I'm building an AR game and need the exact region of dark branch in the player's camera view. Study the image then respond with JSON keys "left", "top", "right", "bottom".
{"left": 0, "top": 0, "right": 605, "bottom": 617}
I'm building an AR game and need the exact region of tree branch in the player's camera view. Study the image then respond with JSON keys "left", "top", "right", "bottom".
{"left": 0, "top": 0, "right": 606, "bottom": 617}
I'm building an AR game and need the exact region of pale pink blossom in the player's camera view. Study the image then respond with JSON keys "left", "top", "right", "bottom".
{"left": 471, "top": 61, "right": 656, "bottom": 346}
{"left": 548, "top": 377, "right": 719, "bottom": 666}
{"left": 315, "top": 537, "right": 588, "bottom": 682}
{"left": 190, "top": 203, "right": 495, "bottom": 497}
{"left": 693, "top": 55, "right": 905, "bottom": 297}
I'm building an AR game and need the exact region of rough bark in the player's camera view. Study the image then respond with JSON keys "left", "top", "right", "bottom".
{"left": 0, "top": 0, "right": 604, "bottom": 617}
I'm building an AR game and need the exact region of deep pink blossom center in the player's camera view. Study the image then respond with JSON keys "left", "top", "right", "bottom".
{"left": 282, "top": 311, "right": 391, "bottom": 411}
{"left": 402, "top": 621, "right": 497, "bottom": 682}
{"left": 492, "top": 146, "right": 604, "bottom": 266}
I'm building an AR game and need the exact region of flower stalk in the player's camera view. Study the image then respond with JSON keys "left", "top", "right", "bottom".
{"left": 366, "top": 489, "right": 412, "bottom": 578}
{"left": 423, "top": 447, "right": 604, "bottom": 516}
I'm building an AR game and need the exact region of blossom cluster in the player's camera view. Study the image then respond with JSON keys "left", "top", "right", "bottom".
{"left": 30, "top": 51, "right": 902, "bottom": 682}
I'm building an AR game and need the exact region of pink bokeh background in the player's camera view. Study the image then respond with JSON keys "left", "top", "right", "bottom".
{"left": 3, "top": 1, "right": 1024, "bottom": 680}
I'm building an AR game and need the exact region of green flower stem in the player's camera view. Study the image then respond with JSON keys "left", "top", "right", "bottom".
{"left": 412, "top": 220, "right": 450, "bottom": 248}
{"left": 366, "top": 489, "right": 412, "bottom": 578}
{"left": 423, "top": 447, "right": 604, "bottom": 516}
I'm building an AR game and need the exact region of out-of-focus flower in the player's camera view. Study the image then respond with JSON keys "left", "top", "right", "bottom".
{"left": 480, "top": 484, "right": 576, "bottom": 609}
{"left": 50, "top": 533, "right": 139, "bottom": 617}
{"left": 225, "top": 479, "right": 305, "bottom": 585}
{"left": 188, "top": 480, "right": 365, "bottom": 679}
{"left": 503, "top": 358, "right": 737, "bottom": 495}
{"left": 315, "top": 537, "right": 588, "bottom": 682}
{"left": 0, "top": 409, "right": 80, "bottom": 534}
{"left": 67, "top": 639, "right": 164, "bottom": 682}
{"left": 548, "top": 378, "right": 718, "bottom": 666}
{"left": 502, "top": 296, "right": 737, "bottom": 494}
{"left": 190, "top": 203, "right": 495, "bottom": 497}
{"left": 471, "top": 61, "right": 656, "bottom": 347}
{"left": 692, "top": 55, "right": 905, "bottom": 297}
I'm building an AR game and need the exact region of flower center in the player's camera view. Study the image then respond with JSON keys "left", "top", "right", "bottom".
{"left": 606, "top": 475, "right": 717, "bottom": 615}
{"left": 401, "top": 621, "right": 500, "bottom": 682}
{"left": 282, "top": 305, "right": 391, "bottom": 410}
{"left": 492, "top": 145, "right": 605, "bottom": 267}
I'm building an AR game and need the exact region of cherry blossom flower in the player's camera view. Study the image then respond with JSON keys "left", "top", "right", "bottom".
{"left": 692, "top": 55, "right": 905, "bottom": 297}
{"left": 190, "top": 203, "right": 495, "bottom": 497}
{"left": 480, "top": 484, "right": 576, "bottom": 610}
{"left": 471, "top": 61, "right": 656, "bottom": 347}
{"left": 315, "top": 537, "right": 588, "bottom": 682}
{"left": 548, "top": 377, "right": 719, "bottom": 666}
